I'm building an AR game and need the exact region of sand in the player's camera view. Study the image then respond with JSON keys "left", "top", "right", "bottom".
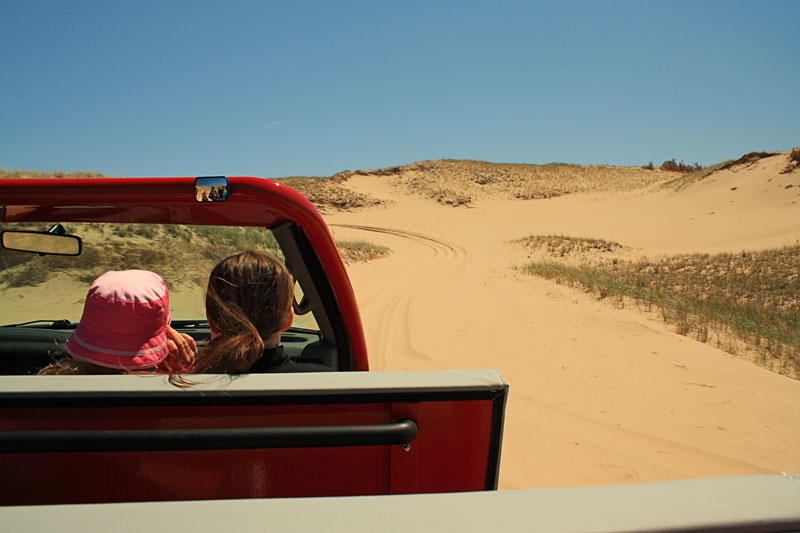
{"left": 324, "top": 153, "right": 800, "bottom": 489}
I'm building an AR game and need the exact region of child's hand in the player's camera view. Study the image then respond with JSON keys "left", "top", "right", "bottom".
{"left": 162, "top": 326, "right": 197, "bottom": 372}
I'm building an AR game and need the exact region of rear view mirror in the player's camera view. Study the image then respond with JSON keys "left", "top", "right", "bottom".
{"left": 195, "top": 176, "right": 229, "bottom": 202}
{"left": 1, "top": 231, "right": 82, "bottom": 256}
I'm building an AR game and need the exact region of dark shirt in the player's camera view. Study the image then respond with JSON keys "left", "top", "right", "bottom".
{"left": 248, "top": 346, "right": 331, "bottom": 374}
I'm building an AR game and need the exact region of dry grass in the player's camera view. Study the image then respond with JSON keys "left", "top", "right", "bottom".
{"left": 518, "top": 237, "right": 800, "bottom": 378}
{"left": 0, "top": 223, "right": 282, "bottom": 289}
{"left": 349, "top": 160, "right": 668, "bottom": 206}
{"left": 0, "top": 223, "right": 390, "bottom": 289}
{"left": 515, "top": 234, "right": 624, "bottom": 257}
{"left": 276, "top": 176, "right": 384, "bottom": 212}
{"left": 0, "top": 169, "right": 109, "bottom": 178}
{"left": 335, "top": 240, "right": 391, "bottom": 264}
{"left": 661, "top": 160, "right": 732, "bottom": 191}
{"left": 289, "top": 149, "right": 798, "bottom": 208}
{"left": 660, "top": 159, "right": 703, "bottom": 173}
{"left": 716, "top": 151, "right": 781, "bottom": 172}
{"left": 780, "top": 147, "right": 800, "bottom": 174}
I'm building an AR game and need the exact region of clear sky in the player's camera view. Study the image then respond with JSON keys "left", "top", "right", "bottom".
{"left": 1, "top": 0, "right": 798, "bottom": 178}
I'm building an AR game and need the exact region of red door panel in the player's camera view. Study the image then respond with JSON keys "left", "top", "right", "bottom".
{"left": 0, "top": 387, "right": 506, "bottom": 506}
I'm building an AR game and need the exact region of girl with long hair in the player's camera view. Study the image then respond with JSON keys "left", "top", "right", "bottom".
{"left": 194, "top": 250, "right": 329, "bottom": 374}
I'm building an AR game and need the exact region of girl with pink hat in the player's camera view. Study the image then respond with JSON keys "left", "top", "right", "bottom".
{"left": 39, "top": 270, "right": 196, "bottom": 375}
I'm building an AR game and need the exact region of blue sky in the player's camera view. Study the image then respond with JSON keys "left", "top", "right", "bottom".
{"left": 1, "top": 0, "right": 798, "bottom": 178}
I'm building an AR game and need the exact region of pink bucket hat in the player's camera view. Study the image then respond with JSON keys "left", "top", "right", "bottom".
{"left": 65, "top": 270, "right": 171, "bottom": 370}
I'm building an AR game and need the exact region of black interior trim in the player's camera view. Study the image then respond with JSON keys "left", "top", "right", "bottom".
{"left": 484, "top": 385, "right": 509, "bottom": 490}
{"left": 277, "top": 223, "right": 352, "bottom": 371}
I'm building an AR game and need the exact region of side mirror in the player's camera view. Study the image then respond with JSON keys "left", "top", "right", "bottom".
{"left": 1, "top": 231, "right": 82, "bottom": 256}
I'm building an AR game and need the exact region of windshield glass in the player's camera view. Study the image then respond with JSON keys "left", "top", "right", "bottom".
{"left": 0, "top": 222, "right": 319, "bottom": 330}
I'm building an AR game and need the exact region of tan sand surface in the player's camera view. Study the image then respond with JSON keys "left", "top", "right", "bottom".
{"left": 325, "top": 154, "right": 800, "bottom": 489}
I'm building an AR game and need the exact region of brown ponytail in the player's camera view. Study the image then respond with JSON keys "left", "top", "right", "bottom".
{"left": 194, "top": 250, "right": 293, "bottom": 374}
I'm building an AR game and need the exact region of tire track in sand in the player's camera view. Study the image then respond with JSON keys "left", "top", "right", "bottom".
{"left": 330, "top": 224, "right": 471, "bottom": 371}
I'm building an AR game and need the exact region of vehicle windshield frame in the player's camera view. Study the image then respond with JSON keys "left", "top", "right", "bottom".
{"left": 0, "top": 176, "right": 368, "bottom": 371}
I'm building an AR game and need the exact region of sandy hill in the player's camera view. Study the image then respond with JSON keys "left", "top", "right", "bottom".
{"left": 329, "top": 151, "right": 800, "bottom": 252}
{"left": 283, "top": 158, "right": 669, "bottom": 211}
{"left": 338, "top": 159, "right": 669, "bottom": 206}
{"left": 323, "top": 149, "right": 800, "bottom": 490}
{"left": 324, "top": 159, "right": 672, "bottom": 206}
{"left": 663, "top": 151, "right": 800, "bottom": 209}
{"left": 294, "top": 150, "right": 799, "bottom": 214}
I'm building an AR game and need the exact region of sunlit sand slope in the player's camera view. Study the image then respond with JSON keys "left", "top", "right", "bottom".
{"left": 325, "top": 153, "right": 800, "bottom": 489}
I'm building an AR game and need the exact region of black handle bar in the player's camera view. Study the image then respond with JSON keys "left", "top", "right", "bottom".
{"left": 0, "top": 419, "right": 418, "bottom": 453}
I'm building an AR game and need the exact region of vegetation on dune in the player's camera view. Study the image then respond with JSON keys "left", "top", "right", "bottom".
{"left": 780, "top": 147, "right": 800, "bottom": 174}
{"left": 518, "top": 238, "right": 800, "bottom": 378}
{"left": 427, "top": 186, "right": 473, "bottom": 206}
{"left": 662, "top": 151, "right": 782, "bottom": 191}
{"left": 288, "top": 148, "right": 797, "bottom": 207}
{"left": 275, "top": 176, "right": 384, "bottom": 212}
{"left": 642, "top": 158, "right": 703, "bottom": 173}
{"left": 352, "top": 159, "right": 666, "bottom": 207}
{"left": 0, "top": 223, "right": 390, "bottom": 289}
{"left": 335, "top": 240, "right": 391, "bottom": 264}
{"left": 661, "top": 160, "right": 732, "bottom": 191}
{"left": 515, "top": 235, "right": 624, "bottom": 257}
{"left": 0, "top": 223, "right": 282, "bottom": 289}
{"left": 659, "top": 159, "right": 703, "bottom": 173}
{"left": 716, "top": 151, "right": 780, "bottom": 172}
{"left": 0, "top": 169, "right": 109, "bottom": 179}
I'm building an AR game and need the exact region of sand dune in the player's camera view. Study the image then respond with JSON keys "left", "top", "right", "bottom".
{"left": 325, "top": 152, "right": 800, "bottom": 489}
